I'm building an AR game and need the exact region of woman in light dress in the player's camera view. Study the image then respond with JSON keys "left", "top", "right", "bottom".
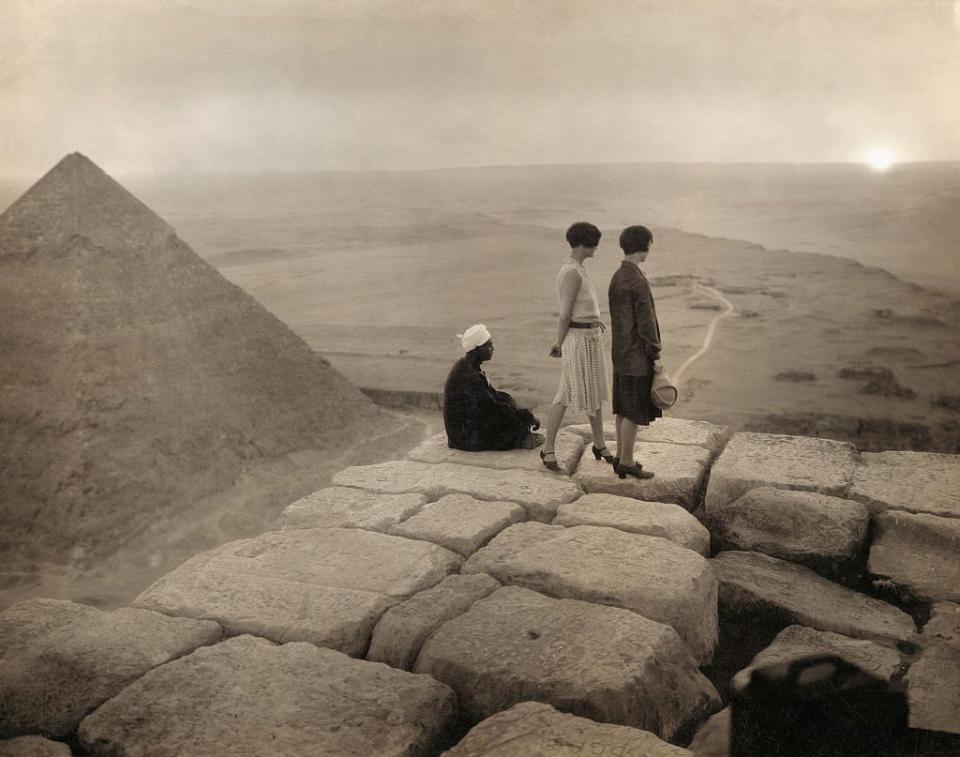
{"left": 540, "top": 222, "right": 615, "bottom": 471}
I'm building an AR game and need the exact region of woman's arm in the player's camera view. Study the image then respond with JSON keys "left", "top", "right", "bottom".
{"left": 551, "top": 268, "right": 581, "bottom": 357}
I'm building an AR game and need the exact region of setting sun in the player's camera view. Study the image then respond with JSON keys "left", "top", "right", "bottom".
{"left": 865, "top": 148, "right": 895, "bottom": 171}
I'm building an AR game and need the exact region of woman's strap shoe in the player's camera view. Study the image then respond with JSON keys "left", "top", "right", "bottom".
{"left": 592, "top": 445, "right": 616, "bottom": 464}
{"left": 540, "top": 450, "right": 560, "bottom": 472}
{"left": 614, "top": 462, "right": 655, "bottom": 480}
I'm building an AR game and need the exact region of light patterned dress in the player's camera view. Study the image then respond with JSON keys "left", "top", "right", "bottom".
{"left": 553, "top": 259, "right": 609, "bottom": 413}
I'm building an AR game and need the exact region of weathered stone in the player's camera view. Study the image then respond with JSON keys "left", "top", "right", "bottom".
{"left": 408, "top": 429, "right": 586, "bottom": 476}
{"left": 442, "top": 701, "right": 692, "bottom": 756}
{"left": 905, "top": 642, "right": 960, "bottom": 734}
{"left": 707, "top": 487, "right": 869, "bottom": 580}
{"left": 554, "top": 493, "right": 710, "bottom": 555}
{"left": 868, "top": 510, "right": 960, "bottom": 604}
{"left": 333, "top": 460, "right": 582, "bottom": 522}
{"left": 134, "top": 528, "right": 461, "bottom": 656}
{"left": 78, "top": 634, "right": 457, "bottom": 756}
{"left": 704, "top": 432, "right": 857, "bottom": 511}
{"left": 463, "top": 523, "right": 718, "bottom": 663}
{"left": 566, "top": 417, "right": 729, "bottom": 454}
{"left": 573, "top": 442, "right": 711, "bottom": 509}
{"left": 390, "top": 494, "right": 526, "bottom": 557}
{"left": 0, "top": 737, "right": 72, "bottom": 757}
{"left": 713, "top": 551, "right": 916, "bottom": 644}
{"left": 278, "top": 486, "right": 427, "bottom": 531}
{"left": 415, "top": 587, "right": 720, "bottom": 742}
{"left": 850, "top": 451, "right": 960, "bottom": 519}
{"left": 687, "top": 707, "right": 730, "bottom": 757}
{"left": 923, "top": 602, "right": 960, "bottom": 649}
{"left": 0, "top": 599, "right": 220, "bottom": 740}
{"left": 730, "top": 625, "right": 902, "bottom": 690}
{"left": 368, "top": 573, "right": 501, "bottom": 671}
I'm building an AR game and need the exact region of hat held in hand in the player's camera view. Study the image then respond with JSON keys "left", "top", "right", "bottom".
{"left": 651, "top": 369, "right": 679, "bottom": 410}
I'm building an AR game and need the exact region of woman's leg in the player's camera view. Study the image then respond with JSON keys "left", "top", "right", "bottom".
{"left": 587, "top": 409, "right": 606, "bottom": 451}
{"left": 615, "top": 414, "right": 624, "bottom": 459}
{"left": 543, "top": 402, "right": 567, "bottom": 454}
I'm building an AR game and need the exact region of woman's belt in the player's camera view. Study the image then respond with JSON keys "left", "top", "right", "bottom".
{"left": 568, "top": 321, "right": 600, "bottom": 329}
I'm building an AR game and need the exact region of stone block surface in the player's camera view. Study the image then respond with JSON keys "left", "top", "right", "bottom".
{"left": 0, "top": 599, "right": 220, "bottom": 740}
{"left": 368, "top": 573, "right": 501, "bottom": 671}
{"left": 686, "top": 707, "right": 730, "bottom": 757}
{"left": 134, "top": 528, "right": 461, "bottom": 656}
{"left": 333, "top": 461, "right": 582, "bottom": 522}
{"left": 78, "top": 635, "right": 457, "bottom": 756}
{"left": 278, "top": 486, "right": 427, "bottom": 532}
{"left": 415, "top": 587, "right": 720, "bottom": 742}
{"left": 390, "top": 494, "right": 526, "bottom": 557}
{"left": 554, "top": 493, "right": 710, "bottom": 554}
{"left": 463, "top": 522, "right": 718, "bottom": 663}
{"left": 712, "top": 551, "right": 916, "bottom": 645}
{"left": 923, "top": 602, "right": 960, "bottom": 649}
{"left": 408, "top": 429, "right": 585, "bottom": 476}
{"left": 573, "top": 442, "right": 711, "bottom": 509}
{"left": 905, "top": 642, "right": 960, "bottom": 734}
{"left": 850, "top": 451, "right": 960, "bottom": 519}
{"left": 704, "top": 432, "right": 857, "bottom": 511}
{"left": 442, "top": 701, "right": 691, "bottom": 756}
{"left": 707, "top": 487, "right": 869, "bottom": 580}
{"left": 0, "top": 737, "right": 72, "bottom": 757}
{"left": 566, "top": 417, "right": 729, "bottom": 453}
{"left": 868, "top": 510, "right": 960, "bottom": 604}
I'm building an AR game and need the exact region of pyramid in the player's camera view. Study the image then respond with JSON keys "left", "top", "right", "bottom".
{"left": 0, "top": 154, "right": 405, "bottom": 571}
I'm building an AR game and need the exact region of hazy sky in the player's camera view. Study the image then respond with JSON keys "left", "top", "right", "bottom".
{"left": 3, "top": 0, "right": 960, "bottom": 177}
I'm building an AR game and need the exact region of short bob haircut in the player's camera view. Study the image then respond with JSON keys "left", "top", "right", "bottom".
{"left": 565, "top": 222, "right": 602, "bottom": 249}
{"left": 619, "top": 225, "right": 653, "bottom": 254}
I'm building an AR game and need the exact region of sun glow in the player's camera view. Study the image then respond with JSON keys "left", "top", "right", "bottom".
{"left": 865, "top": 148, "right": 895, "bottom": 172}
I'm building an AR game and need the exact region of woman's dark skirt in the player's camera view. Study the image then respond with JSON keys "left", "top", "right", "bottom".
{"left": 612, "top": 370, "right": 663, "bottom": 425}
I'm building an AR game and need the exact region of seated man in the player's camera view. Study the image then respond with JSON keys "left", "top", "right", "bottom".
{"left": 444, "top": 324, "right": 544, "bottom": 451}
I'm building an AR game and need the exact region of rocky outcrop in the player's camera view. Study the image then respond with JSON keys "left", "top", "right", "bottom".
{"left": 706, "top": 487, "right": 869, "bottom": 581}
{"left": 78, "top": 635, "right": 457, "bottom": 756}
{"left": 278, "top": 487, "right": 427, "bottom": 532}
{"left": 442, "top": 701, "right": 692, "bottom": 756}
{"left": 713, "top": 551, "right": 915, "bottom": 644}
{"left": 868, "top": 510, "right": 960, "bottom": 604}
{"left": 408, "top": 429, "right": 586, "bottom": 475}
{"left": 0, "top": 599, "right": 220, "bottom": 739}
{"left": 923, "top": 602, "right": 960, "bottom": 648}
{"left": 554, "top": 493, "right": 710, "bottom": 554}
{"left": 850, "top": 450, "right": 960, "bottom": 518}
{"left": 367, "top": 573, "right": 501, "bottom": 671}
{"left": 687, "top": 707, "right": 730, "bottom": 757}
{"left": 133, "top": 528, "right": 461, "bottom": 656}
{"left": 463, "top": 523, "right": 718, "bottom": 663}
{"left": 0, "top": 737, "right": 71, "bottom": 757}
{"left": 333, "top": 460, "right": 582, "bottom": 521}
{"left": 414, "top": 587, "right": 720, "bottom": 741}
{"left": 904, "top": 642, "right": 960, "bottom": 735}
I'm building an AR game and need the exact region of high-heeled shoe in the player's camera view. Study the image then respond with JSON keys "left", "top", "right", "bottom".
{"left": 592, "top": 445, "right": 616, "bottom": 465}
{"left": 540, "top": 450, "right": 560, "bottom": 472}
{"left": 614, "top": 462, "right": 655, "bottom": 480}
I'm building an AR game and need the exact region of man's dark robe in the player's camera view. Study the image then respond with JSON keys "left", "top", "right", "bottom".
{"left": 443, "top": 356, "right": 535, "bottom": 451}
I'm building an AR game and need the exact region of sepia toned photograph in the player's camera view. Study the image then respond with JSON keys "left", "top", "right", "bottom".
{"left": 1, "top": 1, "right": 959, "bottom": 754}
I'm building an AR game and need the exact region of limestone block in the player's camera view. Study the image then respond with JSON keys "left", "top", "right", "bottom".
{"left": 730, "top": 625, "right": 902, "bottom": 690}
{"left": 463, "top": 522, "right": 718, "bottom": 663}
{"left": 868, "top": 510, "right": 960, "bottom": 603}
{"left": 850, "top": 450, "right": 960, "bottom": 519}
{"left": 78, "top": 635, "right": 457, "bottom": 756}
{"left": 905, "top": 642, "right": 960, "bottom": 734}
{"left": 408, "top": 429, "right": 586, "bottom": 476}
{"left": 415, "top": 587, "right": 721, "bottom": 742}
{"left": 712, "top": 551, "right": 916, "bottom": 644}
{"left": 333, "top": 461, "right": 582, "bottom": 522}
{"left": 368, "top": 573, "right": 501, "bottom": 670}
{"left": 554, "top": 493, "right": 710, "bottom": 555}
{"left": 0, "top": 737, "right": 72, "bottom": 757}
{"left": 923, "top": 602, "right": 960, "bottom": 649}
{"left": 687, "top": 707, "right": 730, "bottom": 757}
{"left": 707, "top": 487, "right": 869, "bottom": 581}
{"left": 566, "top": 417, "right": 729, "bottom": 454}
{"left": 704, "top": 432, "right": 857, "bottom": 511}
{"left": 442, "top": 701, "right": 692, "bottom": 756}
{"left": 390, "top": 494, "right": 526, "bottom": 557}
{"left": 278, "top": 486, "right": 427, "bottom": 531}
{"left": 134, "top": 528, "right": 461, "bottom": 656}
{"left": 0, "top": 599, "right": 220, "bottom": 740}
{"left": 573, "top": 442, "right": 711, "bottom": 509}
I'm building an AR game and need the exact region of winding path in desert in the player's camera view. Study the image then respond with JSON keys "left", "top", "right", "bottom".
{"left": 674, "top": 283, "right": 735, "bottom": 385}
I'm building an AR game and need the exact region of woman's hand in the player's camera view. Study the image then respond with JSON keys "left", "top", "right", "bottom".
{"left": 549, "top": 344, "right": 562, "bottom": 358}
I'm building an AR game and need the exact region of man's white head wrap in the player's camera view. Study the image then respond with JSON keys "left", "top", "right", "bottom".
{"left": 458, "top": 324, "right": 491, "bottom": 352}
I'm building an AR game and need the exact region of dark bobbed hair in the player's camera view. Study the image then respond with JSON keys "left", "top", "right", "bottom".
{"left": 565, "top": 222, "right": 602, "bottom": 249}
{"left": 619, "top": 225, "right": 653, "bottom": 254}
